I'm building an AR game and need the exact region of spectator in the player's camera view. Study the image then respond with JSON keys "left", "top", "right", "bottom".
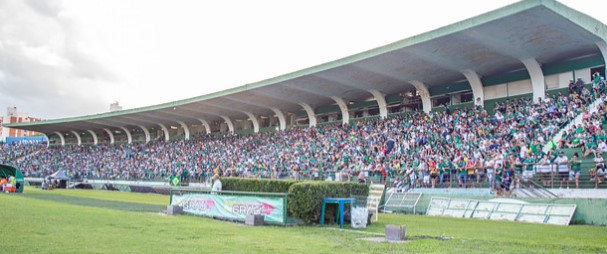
{"left": 211, "top": 174, "right": 222, "bottom": 192}
{"left": 0, "top": 177, "right": 6, "bottom": 192}
{"left": 501, "top": 167, "right": 513, "bottom": 197}
{"left": 570, "top": 153, "right": 581, "bottom": 189}
{"left": 554, "top": 152, "right": 569, "bottom": 189}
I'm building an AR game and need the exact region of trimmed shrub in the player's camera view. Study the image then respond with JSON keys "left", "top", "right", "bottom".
{"left": 288, "top": 182, "right": 368, "bottom": 224}
{"left": 221, "top": 178, "right": 298, "bottom": 193}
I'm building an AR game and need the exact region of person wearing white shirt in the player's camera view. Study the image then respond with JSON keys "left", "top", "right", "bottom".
{"left": 486, "top": 156, "right": 496, "bottom": 189}
{"left": 519, "top": 145, "right": 527, "bottom": 159}
{"left": 554, "top": 152, "right": 569, "bottom": 188}
{"left": 598, "top": 141, "right": 607, "bottom": 154}
{"left": 494, "top": 111, "right": 503, "bottom": 122}
{"left": 211, "top": 174, "right": 222, "bottom": 193}
{"left": 593, "top": 155, "right": 604, "bottom": 168}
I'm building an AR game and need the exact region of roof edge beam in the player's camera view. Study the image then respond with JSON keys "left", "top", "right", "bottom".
{"left": 176, "top": 121, "right": 190, "bottom": 140}
{"left": 521, "top": 58, "right": 545, "bottom": 103}
{"left": 462, "top": 69, "right": 485, "bottom": 108}
{"left": 220, "top": 116, "right": 234, "bottom": 133}
{"left": 330, "top": 96, "right": 350, "bottom": 124}
{"left": 271, "top": 108, "right": 286, "bottom": 131}
{"left": 244, "top": 112, "right": 260, "bottom": 133}
{"left": 119, "top": 127, "right": 132, "bottom": 144}
{"left": 368, "top": 89, "right": 387, "bottom": 119}
{"left": 69, "top": 131, "right": 82, "bottom": 146}
{"left": 409, "top": 81, "right": 431, "bottom": 114}
{"left": 103, "top": 128, "right": 115, "bottom": 144}
{"left": 53, "top": 131, "right": 65, "bottom": 146}
{"left": 197, "top": 118, "right": 211, "bottom": 134}
{"left": 138, "top": 125, "right": 151, "bottom": 143}
{"left": 158, "top": 123, "right": 170, "bottom": 142}
{"left": 87, "top": 130, "right": 98, "bottom": 145}
{"left": 299, "top": 103, "right": 317, "bottom": 127}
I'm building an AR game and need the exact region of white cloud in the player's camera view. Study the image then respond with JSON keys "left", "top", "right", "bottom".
{"left": 0, "top": 0, "right": 116, "bottom": 118}
{"left": 1, "top": 0, "right": 606, "bottom": 119}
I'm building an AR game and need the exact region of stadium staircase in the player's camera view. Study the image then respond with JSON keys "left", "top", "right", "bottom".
{"left": 512, "top": 95, "right": 606, "bottom": 198}
{"left": 13, "top": 150, "right": 41, "bottom": 165}
{"left": 542, "top": 96, "right": 603, "bottom": 154}
{"left": 512, "top": 174, "right": 559, "bottom": 198}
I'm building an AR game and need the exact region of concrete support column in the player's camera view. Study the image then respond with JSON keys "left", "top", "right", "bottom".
{"left": 103, "top": 128, "right": 115, "bottom": 144}
{"left": 158, "top": 123, "right": 170, "bottom": 141}
{"left": 596, "top": 41, "right": 607, "bottom": 75}
{"left": 138, "top": 125, "right": 151, "bottom": 143}
{"left": 299, "top": 103, "right": 317, "bottom": 127}
{"left": 197, "top": 118, "right": 212, "bottom": 134}
{"left": 119, "top": 127, "right": 132, "bottom": 144}
{"left": 53, "top": 131, "right": 65, "bottom": 146}
{"left": 451, "top": 94, "right": 462, "bottom": 104}
{"left": 220, "top": 116, "right": 234, "bottom": 133}
{"left": 368, "top": 89, "right": 387, "bottom": 118}
{"left": 87, "top": 130, "right": 98, "bottom": 145}
{"left": 41, "top": 133, "right": 50, "bottom": 148}
{"left": 521, "top": 58, "right": 545, "bottom": 103}
{"left": 462, "top": 69, "right": 484, "bottom": 106}
{"left": 330, "top": 96, "right": 350, "bottom": 125}
{"left": 70, "top": 131, "right": 82, "bottom": 146}
{"left": 271, "top": 108, "right": 286, "bottom": 130}
{"left": 410, "top": 80, "right": 431, "bottom": 113}
{"left": 244, "top": 112, "right": 260, "bottom": 133}
{"left": 176, "top": 121, "right": 190, "bottom": 140}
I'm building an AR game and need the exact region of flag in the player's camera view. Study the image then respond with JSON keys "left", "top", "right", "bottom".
{"left": 170, "top": 175, "right": 181, "bottom": 186}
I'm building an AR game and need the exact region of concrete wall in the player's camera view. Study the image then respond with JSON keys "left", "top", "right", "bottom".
{"left": 482, "top": 68, "right": 593, "bottom": 102}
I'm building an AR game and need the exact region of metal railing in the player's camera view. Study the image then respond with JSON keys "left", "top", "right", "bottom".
{"left": 21, "top": 160, "right": 607, "bottom": 192}
{"left": 382, "top": 161, "right": 606, "bottom": 192}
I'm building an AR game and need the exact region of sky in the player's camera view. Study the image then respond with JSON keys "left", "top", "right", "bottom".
{"left": 0, "top": 0, "right": 606, "bottom": 119}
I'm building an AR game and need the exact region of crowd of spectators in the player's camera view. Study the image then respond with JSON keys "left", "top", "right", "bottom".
{"left": 3, "top": 80, "right": 606, "bottom": 191}
{"left": 0, "top": 143, "right": 43, "bottom": 165}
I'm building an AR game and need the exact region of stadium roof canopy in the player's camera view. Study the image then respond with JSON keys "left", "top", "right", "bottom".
{"left": 7, "top": 0, "right": 607, "bottom": 143}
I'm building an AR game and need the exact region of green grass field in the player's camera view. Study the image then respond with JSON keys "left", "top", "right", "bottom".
{"left": 2, "top": 187, "right": 606, "bottom": 253}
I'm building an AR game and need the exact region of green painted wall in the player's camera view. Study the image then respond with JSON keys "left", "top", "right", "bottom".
{"left": 315, "top": 105, "right": 340, "bottom": 115}
{"left": 430, "top": 81, "right": 471, "bottom": 96}
{"left": 432, "top": 103, "right": 476, "bottom": 113}
{"left": 259, "top": 127, "right": 278, "bottom": 133}
{"left": 235, "top": 129, "right": 254, "bottom": 135}
{"left": 386, "top": 94, "right": 403, "bottom": 104}
{"left": 482, "top": 69, "right": 530, "bottom": 87}
{"left": 543, "top": 54, "right": 604, "bottom": 76}
{"left": 349, "top": 100, "right": 379, "bottom": 110}
{"left": 483, "top": 93, "right": 533, "bottom": 114}
{"left": 482, "top": 55, "right": 603, "bottom": 87}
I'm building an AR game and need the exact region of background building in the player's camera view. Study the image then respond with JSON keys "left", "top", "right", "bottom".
{"left": 110, "top": 102, "right": 123, "bottom": 112}
{"left": 0, "top": 107, "right": 41, "bottom": 142}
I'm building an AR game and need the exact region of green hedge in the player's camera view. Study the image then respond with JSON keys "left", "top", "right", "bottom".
{"left": 220, "top": 178, "right": 369, "bottom": 224}
{"left": 221, "top": 178, "right": 298, "bottom": 193}
{"left": 288, "top": 182, "right": 369, "bottom": 224}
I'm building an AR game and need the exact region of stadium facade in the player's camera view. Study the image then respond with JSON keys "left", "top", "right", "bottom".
{"left": 6, "top": 0, "right": 607, "bottom": 146}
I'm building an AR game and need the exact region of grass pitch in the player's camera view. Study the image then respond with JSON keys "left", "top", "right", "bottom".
{"left": 1, "top": 188, "right": 605, "bottom": 253}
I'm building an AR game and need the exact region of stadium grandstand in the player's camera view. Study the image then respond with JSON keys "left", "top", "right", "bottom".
{"left": 3, "top": 0, "right": 607, "bottom": 196}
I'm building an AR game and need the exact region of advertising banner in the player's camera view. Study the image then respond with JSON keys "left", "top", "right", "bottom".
{"left": 171, "top": 193, "right": 286, "bottom": 224}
